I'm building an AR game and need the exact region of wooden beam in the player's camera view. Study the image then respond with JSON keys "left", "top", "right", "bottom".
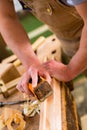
{"left": 37, "top": 35, "right": 80, "bottom": 130}
{"left": 39, "top": 78, "right": 62, "bottom": 130}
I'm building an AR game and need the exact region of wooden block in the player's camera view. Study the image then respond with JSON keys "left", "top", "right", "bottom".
{"left": 0, "top": 77, "right": 21, "bottom": 98}
{"left": 0, "top": 77, "right": 21, "bottom": 93}
{"left": 0, "top": 80, "right": 9, "bottom": 98}
{"left": 37, "top": 35, "right": 62, "bottom": 63}
{"left": 0, "top": 63, "right": 20, "bottom": 83}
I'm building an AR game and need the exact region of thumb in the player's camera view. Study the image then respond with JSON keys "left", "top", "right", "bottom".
{"left": 32, "top": 73, "right": 38, "bottom": 88}
{"left": 45, "top": 73, "right": 51, "bottom": 85}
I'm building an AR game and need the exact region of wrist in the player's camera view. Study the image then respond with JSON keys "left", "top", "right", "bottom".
{"left": 66, "top": 64, "right": 76, "bottom": 81}
{"left": 65, "top": 65, "right": 74, "bottom": 82}
{"left": 15, "top": 46, "right": 41, "bottom": 70}
{"left": 23, "top": 56, "right": 41, "bottom": 70}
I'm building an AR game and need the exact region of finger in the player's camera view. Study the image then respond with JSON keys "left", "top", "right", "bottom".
{"left": 44, "top": 72, "right": 51, "bottom": 84}
{"left": 22, "top": 84, "right": 33, "bottom": 96}
{"left": 16, "top": 81, "right": 31, "bottom": 95}
{"left": 31, "top": 72, "right": 38, "bottom": 88}
{"left": 16, "top": 74, "right": 33, "bottom": 96}
{"left": 28, "top": 66, "right": 38, "bottom": 88}
{"left": 16, "top": 84, "right": 25, "bottom": 93}
{"left": 39, "top": 71, "right": 51, "bottom": 84}
{"left": 21, "top": 75, "right": 34, "bottom": 96}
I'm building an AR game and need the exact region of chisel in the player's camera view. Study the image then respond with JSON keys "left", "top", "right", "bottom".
{"left": 0, "top": 99, "right": 31, "bottom": 107}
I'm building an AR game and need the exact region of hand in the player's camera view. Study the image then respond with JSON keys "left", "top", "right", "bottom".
{"left": 16, "top": 64, "right": 51, "bottom": 96}
{"left": 43, "top": 60, "right": 71, "bottom": 82}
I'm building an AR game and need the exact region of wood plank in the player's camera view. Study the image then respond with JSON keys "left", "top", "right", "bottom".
{"left": 39, "top": 78, "right": 62, "bottom": 130}
{"left": 37, "top": 35, "right": 80, "bottom": 130}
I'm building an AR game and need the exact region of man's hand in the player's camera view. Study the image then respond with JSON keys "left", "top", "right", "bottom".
{"left": 16, "top": 64, "right": 51, "bottom": 96}
{"left": 43, "top": 60, "right": 72, "bottom": 82}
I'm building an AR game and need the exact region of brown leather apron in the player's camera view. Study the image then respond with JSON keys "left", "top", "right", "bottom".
{"left": 19, "top": 0, "right": 84, "bottom": 56}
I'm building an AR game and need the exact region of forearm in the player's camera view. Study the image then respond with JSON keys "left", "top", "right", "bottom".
{"left": 67, "top": 24, "right": 87, "bottom": 79}
{"left": 0, "top": 17, "right": 40, "bottom": 69}
{"left": 0, "top": 0, "right": 40, "bottom": 69}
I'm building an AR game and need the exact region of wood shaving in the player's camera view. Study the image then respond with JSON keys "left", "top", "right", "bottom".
{"left": 0, "top": 107, "right": 26, "bottom": 130}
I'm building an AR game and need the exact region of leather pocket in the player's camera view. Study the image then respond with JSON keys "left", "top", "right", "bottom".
{"left": 31, "top": 1, "right": 53, "bottom": 16}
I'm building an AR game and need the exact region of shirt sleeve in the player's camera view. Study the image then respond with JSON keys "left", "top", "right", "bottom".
{"left": 67, "top": 0, "right": 86, "bottom": 6}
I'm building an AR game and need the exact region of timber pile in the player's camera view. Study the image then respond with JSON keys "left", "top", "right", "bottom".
{"left": 0, "top": 35, "right": 81, "bottom": 130}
